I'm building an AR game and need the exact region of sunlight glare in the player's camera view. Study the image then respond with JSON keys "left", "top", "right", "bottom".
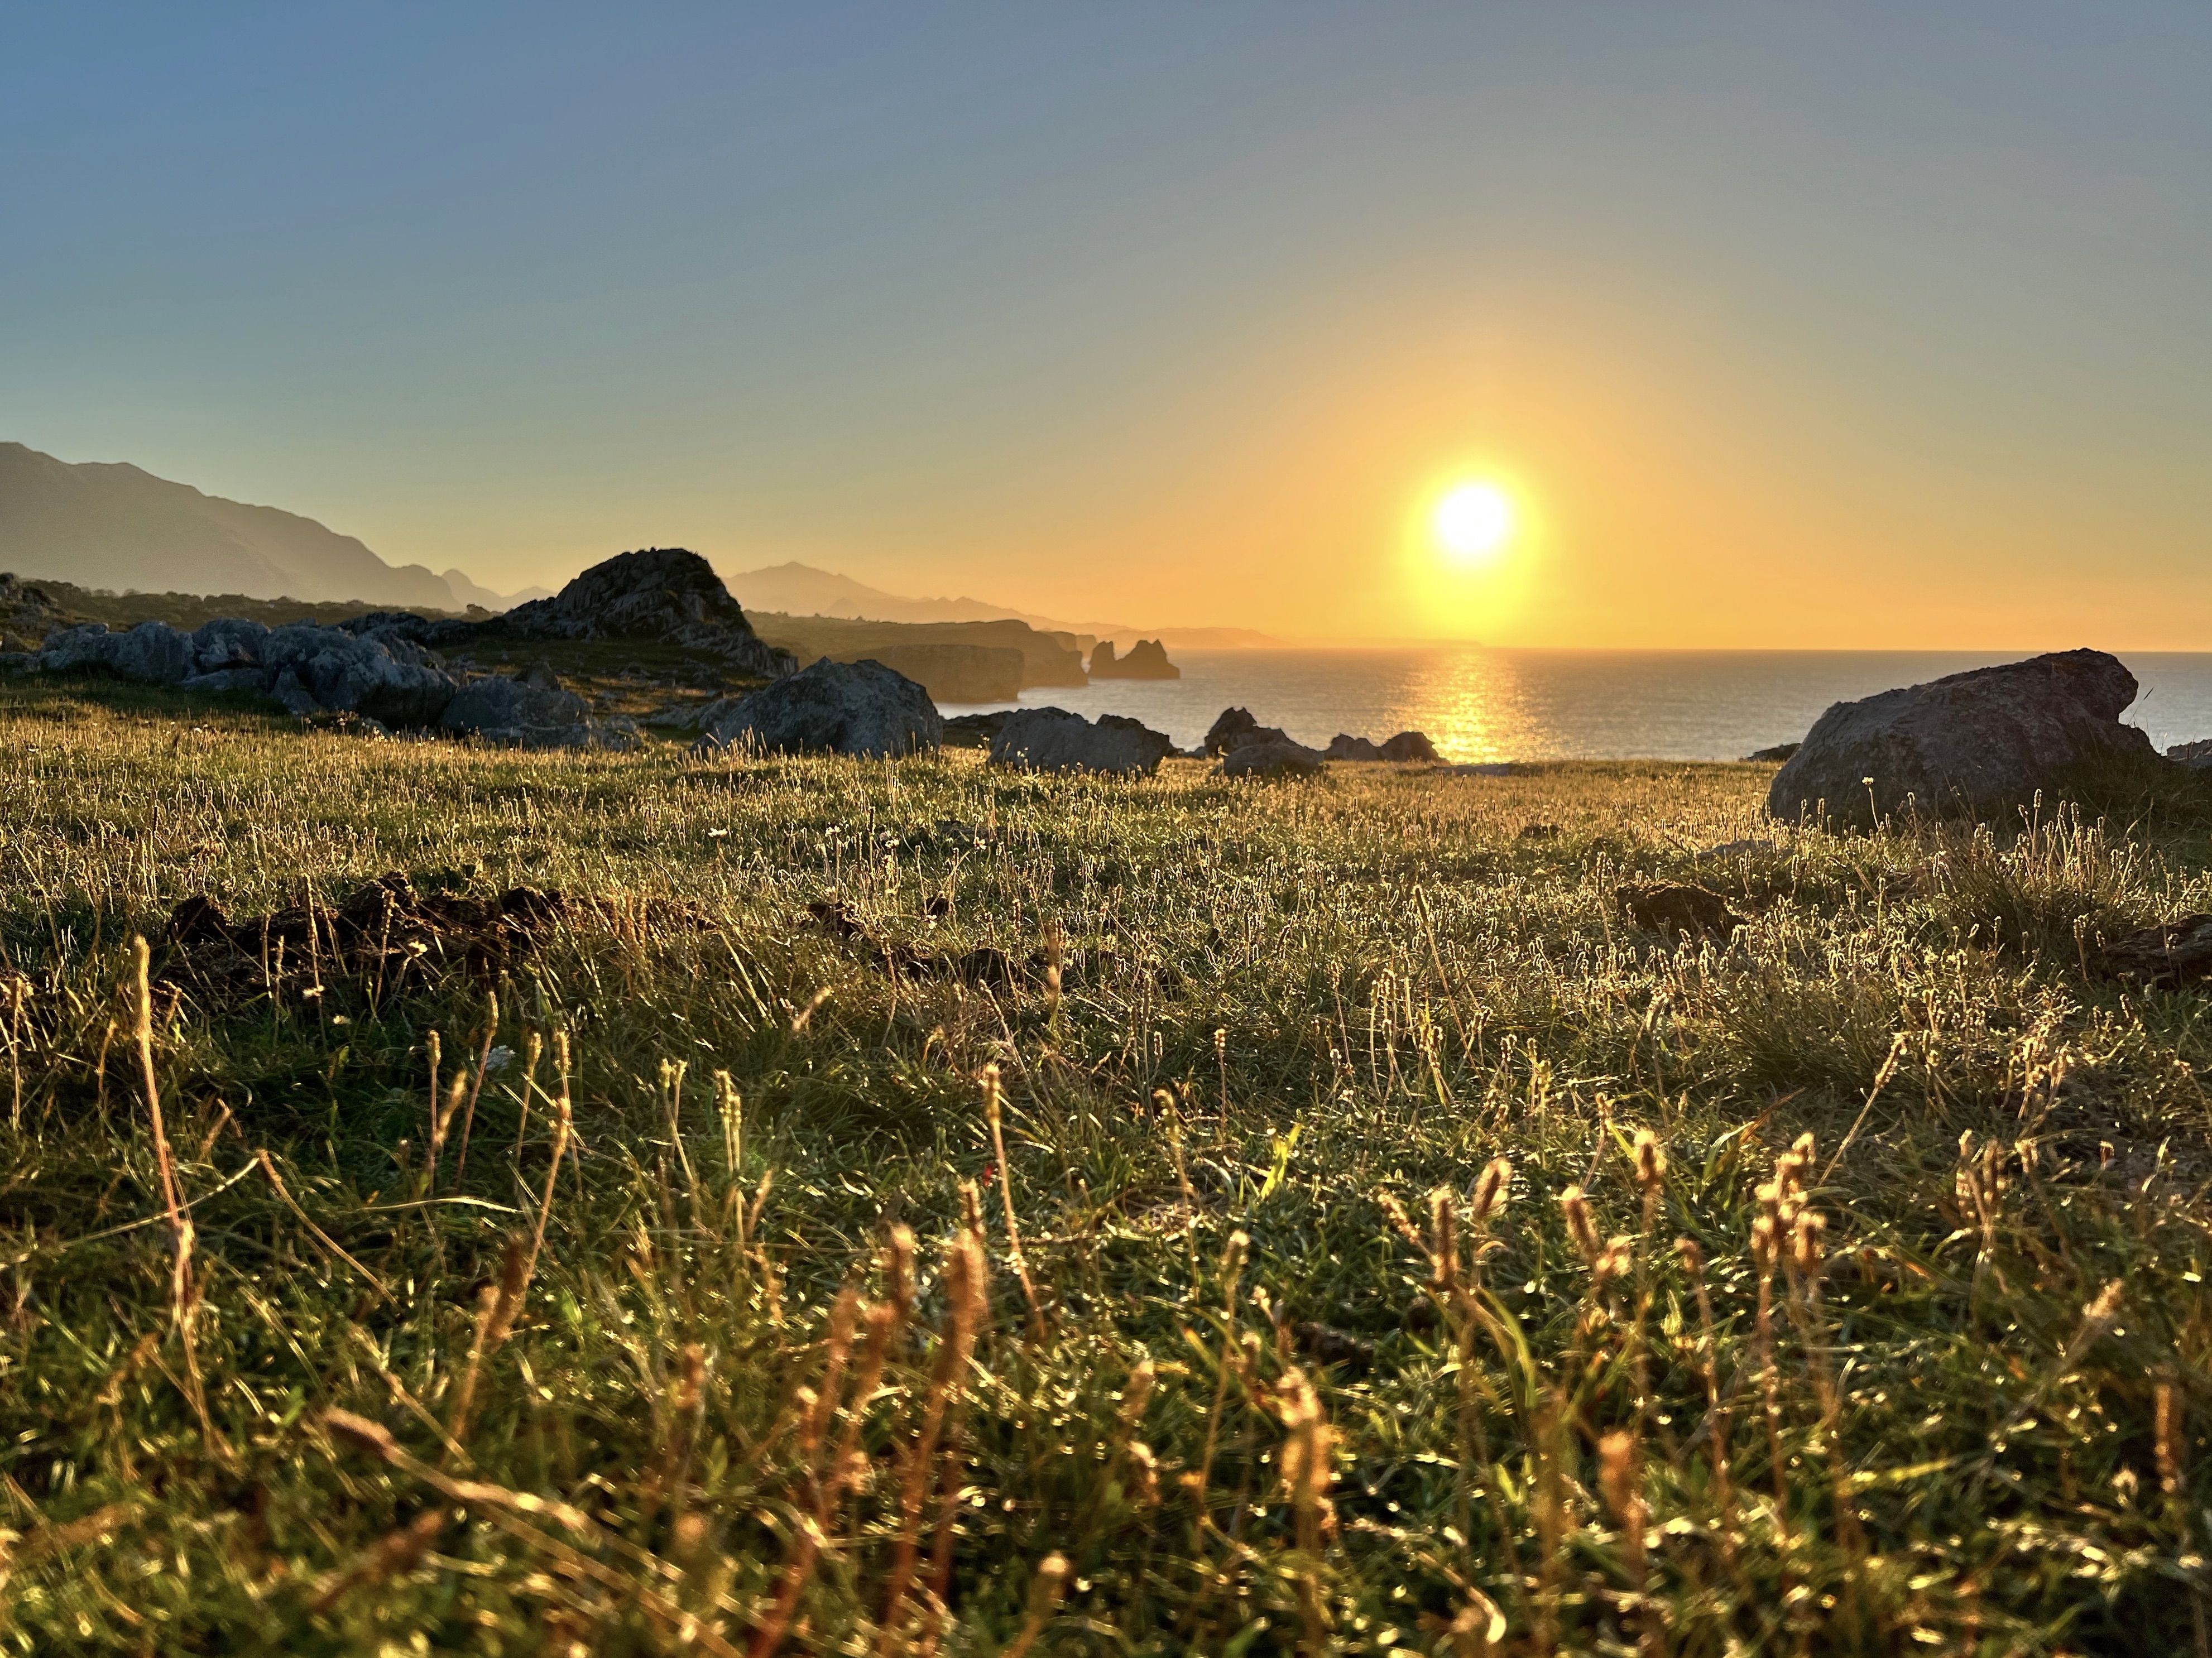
{"left": 1433, "top": 481, "right": 1515, "bottom": 566}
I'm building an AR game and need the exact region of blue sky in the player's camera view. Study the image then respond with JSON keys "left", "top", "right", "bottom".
{"left": 4, "top": 4, "right": 2209, "bottom": 642}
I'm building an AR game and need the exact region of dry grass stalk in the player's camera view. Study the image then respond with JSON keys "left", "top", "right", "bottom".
{"left": 444, "top": 1236, "right": 530, "bottom": 1457}
{"left": 307, "top": 1507, "right": 450, "bottom": 1615}
{"left": 131, "top": 936, "right": 226, "bottom": 1460}
{"left": 999, "top": 1552, "right": 1072, "bottom": 1658}
{"left": 981, "top": 1063, "right": 1047, "bottom": 1342}
{"left": 876, "top": 1226, "right": 987, "bottom": 1653}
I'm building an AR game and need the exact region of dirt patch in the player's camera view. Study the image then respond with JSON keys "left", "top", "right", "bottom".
{"left": 160, "top": 873, "right": 570, "bottom": 1008}
{"left": 1616, "top": 881, "right": 1741, "bottom": 939}
{"left": 2099, "top": 914, "right": 2212, "bottom": 987}
{"left": 805, "top": 898, "right": 1047, "bottom": 990}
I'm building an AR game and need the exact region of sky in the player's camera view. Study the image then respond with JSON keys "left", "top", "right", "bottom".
{"left": 4, "top": 4, "right": 2210, "bottom": 646}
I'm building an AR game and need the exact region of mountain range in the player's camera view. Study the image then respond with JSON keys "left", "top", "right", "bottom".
{"left": 0, "top": 443, "right": 531, "bottom": 612}
{"left": 0, "top": 443, "right": 1278, "bottom": 645}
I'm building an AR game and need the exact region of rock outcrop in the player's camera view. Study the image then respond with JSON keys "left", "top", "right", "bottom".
{"left": 1767, "top": 650, "right": 2156, "bottom": 829}
{"left": 1221, "top": 737, "right": 1327, "bottom": 778}
{"left": 1204, "top": 707, "right": 1296, "bottom": 757}
{"left": 986, "top": 708, "right": 1175, "bottom": 776}
{"left": 943, "top": 710, "right": 1012, "bottom": 749}
{"left": 695, "top": 658, "right": 942, "bottom": 758}
{"left": 1325, "top": 729, "right": 1441, "bottom": 762}
{"left": 1090, "top": 638, "right": 1180, "bottom": 680}
{"left": 2167, "top": 739, "right": 2212, "bottom": 771}
{"left": 34, "top": 617, "right": 634, "bottom": 747}
{"left": 498, "top": 549, "right": 797, "bottom": 679}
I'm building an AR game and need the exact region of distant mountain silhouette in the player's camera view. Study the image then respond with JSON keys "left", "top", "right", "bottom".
{"left": 0, "top": 443, "right": 518, "bottom": 611}
{"left": 721, "top": 560, "right": 1280, "bottom": 650}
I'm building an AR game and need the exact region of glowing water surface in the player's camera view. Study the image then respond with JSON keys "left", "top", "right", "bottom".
{"left": 941, "top": 648, "right": 2212, "bottom": 764}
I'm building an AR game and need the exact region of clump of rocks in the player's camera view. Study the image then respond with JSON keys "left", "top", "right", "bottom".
{"left": 694, "top": 657, "right": 943, "bottom": 758}
{"left": 987, "top": 708, "right": 1175, "bottom": 776}
{"left": 33, "top": 616, "right": 636, "bottom": 748}
{"left": 1203, "top": 707, "right": 1440, "bottom": 776}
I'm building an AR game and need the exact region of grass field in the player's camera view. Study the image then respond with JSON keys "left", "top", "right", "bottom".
{"left": 1, "top": 678, "right": 2208, "bottom": 1655}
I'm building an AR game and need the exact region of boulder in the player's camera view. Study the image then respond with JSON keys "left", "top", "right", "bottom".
{"left": 1090, "top": 638, "right": 1181, "bottom": 680}
{"left": 498, "top": 547, "right": 797, "bottom": 680}
{"left": 1767, "top": 650, "right": 2157, "bottom": 830}
{"left": 190, "top": 618, "right": 270, "bottom": 672}
{"left": 987, "top": 708, "right": 1175, "bottom": 776}
{"left": 40, "top": 621, "right": 196, "bottom": 684}
{"left": 943, "top": 710, "right": 1012, "bottom": 749}
{"left": 1380, "top": 731, "right": 1440, "bottom": 763}
{"left": 697, "top": 657, "right": 942, "bottom": 758}
{"left": 439, "top": 665, "right": 594, "bottom": 747}
{"left": 179, "top": 667, "right": 270, "bottom": 695}
{"left": 263, "top": 623, "right": 460, "bottom": 725}
{"left": 1221, "top": 737, "right": 1327, "bottom": 778}
{"left": 1205, "top": 707, "right": 1260, "bottom": 756}
{"left": 1325, "top": 734, "right": 1383, "bottom": 761}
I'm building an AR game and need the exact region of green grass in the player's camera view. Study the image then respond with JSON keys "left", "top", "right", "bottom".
{"left": 1, "top": 679, "right": 2208, "bottom": 1654}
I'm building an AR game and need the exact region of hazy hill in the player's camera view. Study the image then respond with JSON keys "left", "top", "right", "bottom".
{"left": 722, "top": 559, "right": 1281, "bottom": 650}
{"left": 0, "top": 443, "right": 511, "bottom": 611}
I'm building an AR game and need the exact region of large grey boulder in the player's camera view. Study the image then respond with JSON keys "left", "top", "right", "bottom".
{"left": 987, "top": 708, "right": 1174, "bottom": 776}
{"left": 190, "top": 618, "right": 270, "bottom": 671}
{"left": 262, "top": 623, "right": 459, "bottom": 725}
{"left": 1221, "top": 736, "right": 1328, "bottom": 778}
{"left": 697, "top": 657, "right": 941, "bottom": 758}
{"left": 41, "top": 621, "right": 196, "bottom": 684}
{"left": 438, "top": 665, "right": 636, "bottom": 749}
{"left": 500, "top": 547, "right": 797, "bottom": 680}
{"left": 1768, "top": 649, "right": 2156, "bottom": 829}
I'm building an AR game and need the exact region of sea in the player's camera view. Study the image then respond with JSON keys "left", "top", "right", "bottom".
{"left": 939, "top": 649, "right": 2212, "bottom": 765}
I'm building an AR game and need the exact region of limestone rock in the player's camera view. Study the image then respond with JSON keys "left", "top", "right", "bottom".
{"left": 697, "top": 657, "right": 941, "bottom": 758}
{"left": 1767, "top": 650, "right": 2156, "bottom": 829}
{"left": 1090, "top": 638, "right": 1181, "bottom": 679}
{"left": 1220, "top": 737, "right": 1327, "bottom": 778}
{"left": 1380, "top": 731, "right": 1440, "bottom": 763}
{"left": 1325, "top": 734, "right": 1383, "bottom": 761}
{"left": 943, "top": 711, "right": 1011, "bottom": 749}
{"left": 987, "top": 708, "right": 1174, "bottom": 776}
{"left": 41, "top": 621, "right": 196, "bottom": 684}
{"left": 499, "top": 547, "right": 796, "bottom": 680}
{"left": 262, "top": 623, "right": 459, "bottom": 725}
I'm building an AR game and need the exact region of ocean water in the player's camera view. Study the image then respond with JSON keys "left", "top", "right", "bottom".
{"left": 939, "top": 649, "right": 2212, "bottom": 765}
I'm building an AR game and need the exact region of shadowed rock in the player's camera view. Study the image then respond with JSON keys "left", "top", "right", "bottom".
{"left": 697, "top": 657, "right": 942, "bottom": 757}
{"left": 1090, "top": 638, "right": 1181, "bottom": 680}
{"left": 1767, "top": 650, "right": 2156, "bottom": 830}
{"left": 1221, "top": 736, "right": 1327, "bottom": 778}
{"left": 987, "top": 708, "right": 1175, "bottom": 776}
{"left": 499, "top": 547, "right": 797, "bottom": 679}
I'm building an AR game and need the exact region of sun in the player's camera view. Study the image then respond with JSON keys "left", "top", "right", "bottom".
{"left": 1433, "top": 480, "right": 1515, "bottom": 565}
{"left": 1433, "top": 479, "right": 1522, "bottom": 566}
